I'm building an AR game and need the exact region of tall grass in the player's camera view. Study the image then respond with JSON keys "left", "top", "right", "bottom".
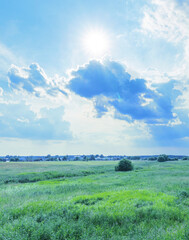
{"left": 0, "top": 160, "right": 188, "bottom": 239}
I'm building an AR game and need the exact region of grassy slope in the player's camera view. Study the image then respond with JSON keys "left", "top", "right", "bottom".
{"left": 0, "top": 161, "right": 188, "bottom": 240}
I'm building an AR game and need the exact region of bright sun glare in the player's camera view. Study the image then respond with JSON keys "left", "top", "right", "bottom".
{"left": 83, "top": 30, "right": 109, "bottom": 56}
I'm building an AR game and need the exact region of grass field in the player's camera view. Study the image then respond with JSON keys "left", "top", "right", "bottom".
{"left": 0, "top": 160, "right": 188, "bottom": 240}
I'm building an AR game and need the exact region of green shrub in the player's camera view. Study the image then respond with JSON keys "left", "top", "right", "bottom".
{"left": 178, "top": 191, "right": 189, "bottom": 199}
{"left": 115, "top": 159, "right": 133, "bottom": 171}
{"left": 157, "top": 154, "right": 169, "bottom": 162}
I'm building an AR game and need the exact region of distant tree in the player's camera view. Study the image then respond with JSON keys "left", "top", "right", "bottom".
{"left": 182, "top": 157, "right": 189, "bottom": 160}
{"left": 55, "top": 155, "right": 60, "bottom": 161}
{"left": 34, "top": 158, "right": 41, "bottom": 162}
{"left": 115, "top": 159, "right": 133, "bottom": 172}
{"left": 157, "top": 154, "right": 169, "bottom": 162}
{"left": 90, "top": 155, "right": 95, "bottom": 160}
{"left": 148, "top": 157, "right": 157, "bottom": 161}
{"left": 129, "top": 156, "right": 140, "bottom": 160}
{"left": 62, "top": 156, "right": 67, "bottom": 161}
{"left": 169, "top": 158, "right": 178, "bottom": 161}
{"left": 83, "top": 156, "right": 89, "bottom": 161}
{"left": 10, "top": 157, "right": 19, "bottom": 162}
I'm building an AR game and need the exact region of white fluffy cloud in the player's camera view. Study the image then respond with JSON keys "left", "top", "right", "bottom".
{"left": 8, "top": 63, "right": 68, "bottom": 98}
{"left": 141, "top": 0, "right": 189, "bottom": 79}
{"left": 142, "top": 0, "right": 189, "bottom": 43}
{"left": 0, "top": 63, "right": 72, "bottom": 141}
{"left": 68, "top": 59, "right": 181, "bottom": 124}
{"left": 141, "top": 0, "right": 189, "bottom": 118}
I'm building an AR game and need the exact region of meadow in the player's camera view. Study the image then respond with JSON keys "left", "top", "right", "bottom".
{"left": 0, "top": 160, "right": 188, "bottom": 240}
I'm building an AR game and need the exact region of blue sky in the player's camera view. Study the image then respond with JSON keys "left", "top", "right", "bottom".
{"left": 0, "top": 0, "right": 189, "bottom": 155}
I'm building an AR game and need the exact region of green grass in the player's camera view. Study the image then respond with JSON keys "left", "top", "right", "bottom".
{"left": 0, "top": 160, "right": 188, "bottom": 239}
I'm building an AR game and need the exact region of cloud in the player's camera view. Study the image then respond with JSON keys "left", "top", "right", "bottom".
{"left": 140, "top": 0, "right": 189, "bottom": 128}
{"left": 141, "top": 0, "right": 189, "bottom": 43}
{"left": 5, "top": 59, "right": 185, "bottom": 147}
{"left": 62, "top": 92, "right": 152, "bottom": 153}
{"left": 68, "top": 60, "right": 181, "bottom": 123}
{"left": 8, "top": 63, "right": 67, "bottom": 97}
{"left": 1, "top": 63, "right": 72, "bottom": 141}
{"left": 141, "top": 0, "right": 189, "bottom": 78}
{"left": 69, "top": 60, "right": 120, "bottom": 98}
{"left": 0, "top": 102, "right": 72, "bottom": 140}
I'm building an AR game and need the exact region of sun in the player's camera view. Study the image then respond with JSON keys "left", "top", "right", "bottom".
{"left": 83, "top": 29, "right": 109, "bottom": 56}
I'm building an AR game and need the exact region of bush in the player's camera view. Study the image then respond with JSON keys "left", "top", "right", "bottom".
{"left": 178, "top": 191, "right": 189, "bottom": 199}
{"left": 115, "top": 159, "right": 133, "bottom": 171}
{"left": 157, "top": 154, "right": 169, "bottom": 162}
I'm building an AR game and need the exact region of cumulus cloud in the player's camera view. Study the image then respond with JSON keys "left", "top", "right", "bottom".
{"left": 137, "top": 0, "right": 189, "bottom": 145}
{"left": 0, "top": 63, "right": 72, "bottom": 141}
{"left": 8, "top": 63, "right": 67, "bottom": 97}
{"left": 68, "top": 60, "right": 181, "bottom": 123}
{"left": 3, "top": 58, "right": 189, "bottom": 147}
{"left": 0, "top": 102, "right": 72, "bottom": 140}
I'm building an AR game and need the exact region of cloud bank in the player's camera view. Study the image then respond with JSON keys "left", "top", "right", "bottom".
{"left": 68, "top": 60, "right": 180, "bottom": 123}
{"left": 67, "top": 59, "right": 189, "bottom": 146}
{"left": 1, "top": 59, "right": 188, "bottom": 148}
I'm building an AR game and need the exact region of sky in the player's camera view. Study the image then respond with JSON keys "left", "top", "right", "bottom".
{"left": 0, "top": 0, "right": 189, "bottom": 155}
